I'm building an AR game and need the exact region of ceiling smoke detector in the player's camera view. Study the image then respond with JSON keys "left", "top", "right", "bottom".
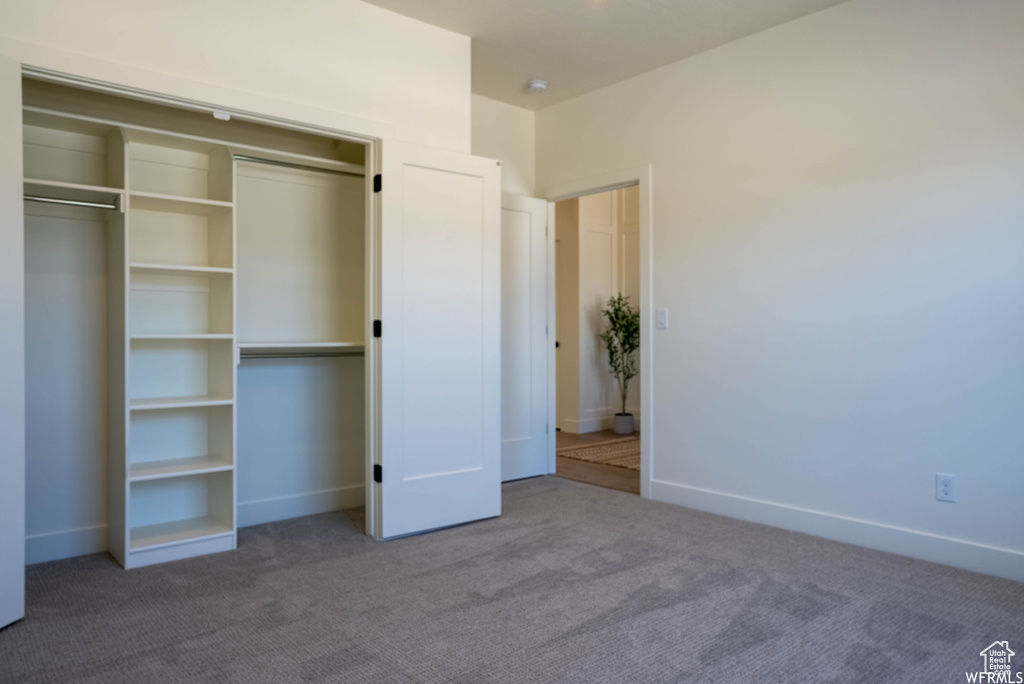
{"left": 525, "top": 79, "right": 548, "bottom": 94}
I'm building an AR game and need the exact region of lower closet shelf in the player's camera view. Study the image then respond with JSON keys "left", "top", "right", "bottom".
{"left": 130, "top": 457, "right": 233, "bottom": 482}
{"left": 129, "top": 516, "right": 234, "bottom": 551}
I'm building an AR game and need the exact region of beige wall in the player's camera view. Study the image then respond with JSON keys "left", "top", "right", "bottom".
{"left": 0, "top": 0, "right": 471, "bottom": 151}
{"left": 538, "top": 0, "right": 1024, "bottom": 580}
{"left": 471, "top": 94, "right": 535, "bottom": 196}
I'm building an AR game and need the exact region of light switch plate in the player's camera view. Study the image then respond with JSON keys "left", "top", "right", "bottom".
{"left": 656, "top": 308, "right": 669, "bottom": 330}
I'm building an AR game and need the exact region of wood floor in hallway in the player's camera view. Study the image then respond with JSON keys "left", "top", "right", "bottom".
{"left": 555, "top": 429, "right": 640, "bottom": 495}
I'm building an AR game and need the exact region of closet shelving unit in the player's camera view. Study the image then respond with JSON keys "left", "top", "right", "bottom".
{"left": 122, "top": 128, "right": 238, "bottom": 566}
{"left": 233, "top": 150, "right": 366, "bottom": 362}
{"left": 24, "top": 108, "right": 240, "bottom": 568}
{"left": 24, "top": 101, "right": 366, "bottom": 569}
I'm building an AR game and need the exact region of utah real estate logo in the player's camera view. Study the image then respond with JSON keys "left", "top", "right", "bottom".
{"left": 967, "top": 641, "right": 1021, "bottom": 683}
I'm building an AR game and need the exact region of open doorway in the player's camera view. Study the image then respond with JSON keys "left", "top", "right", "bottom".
{"left": 554, "top": 185, "right": 641, "bottom": 495}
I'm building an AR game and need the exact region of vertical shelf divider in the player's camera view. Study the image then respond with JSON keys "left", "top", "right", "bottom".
{"left": 116, "top": 132, "right": 237, "bottom": 569}
{"left": 228, "top": 148, "right": 239, "bottom": 547}
{"left": 108, "top": 125, "right": 129, "bottom": 567}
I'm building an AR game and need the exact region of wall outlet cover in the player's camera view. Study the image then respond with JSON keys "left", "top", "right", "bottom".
{"left": 936, "top": 473, "right": 957, "bottom": 503}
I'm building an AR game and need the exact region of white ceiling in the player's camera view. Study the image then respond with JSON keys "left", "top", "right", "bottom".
{"left": 361, "top": 0, "right": 851, "bottom": 110}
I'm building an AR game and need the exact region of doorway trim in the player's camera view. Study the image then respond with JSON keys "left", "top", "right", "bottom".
{"left": 541, "top": 165, "right": 654, "bottom": 499}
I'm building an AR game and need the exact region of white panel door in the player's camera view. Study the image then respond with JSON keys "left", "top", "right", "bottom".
{"left": 500, "top": 194, "right": 551, "bottom": 481}
{"left": 378, "top": 141, "right": 501, "bottom": 538}
{"left": 0, "top": 56, "right": 26, "bottom": 628}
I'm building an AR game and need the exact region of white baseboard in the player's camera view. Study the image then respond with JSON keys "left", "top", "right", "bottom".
{"left": 238, "top": 484, "right": 365, "bottom": 528}
{"left": 557, "top": 419, "right": 578, "bottom": 433}
{"left": 650, "top": 479, "right": 1024, "bottom": 583}
{"left": 26, "top": 525, "right": 107, "bottom": 565}
{"left": 562, "top": 417, "right": 607, "bottom": 433}
{"left": 25, "top": 485, "right": 367, "bottom": 564}
{"left": 561, "top": 409, "right": 642, "bottom": 434}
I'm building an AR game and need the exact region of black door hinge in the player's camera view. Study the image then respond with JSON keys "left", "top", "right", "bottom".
{"left": 373, "top": 174, "right": 382, "bottom": 193}
{"left": 373, "top": 320, "right": 382, "bottom": 338}
{"left": 373, "top": 464, "right": 382, "bottom": 483}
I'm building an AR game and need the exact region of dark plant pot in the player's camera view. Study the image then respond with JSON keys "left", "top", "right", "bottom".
{"left": 613, "top": 413, "right": 634, "bottom": 435}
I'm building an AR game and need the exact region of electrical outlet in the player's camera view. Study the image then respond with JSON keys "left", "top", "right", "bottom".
{"left": 936, "top": 473, "right": 957, "bottom": 503}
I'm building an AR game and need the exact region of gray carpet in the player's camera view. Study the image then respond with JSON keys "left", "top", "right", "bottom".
{"left": 1, "top": 477, "right": 1022, "bottom": 683}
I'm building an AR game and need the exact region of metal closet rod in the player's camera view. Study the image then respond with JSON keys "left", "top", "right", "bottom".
{"left": 233, "top": 154, "right": 364, "bottom": 178}
{"left": 240, "top": 351, "right": 365, "bottom": 360}
{"left": 24, "top": 195, "right": 119, "bottom": 210}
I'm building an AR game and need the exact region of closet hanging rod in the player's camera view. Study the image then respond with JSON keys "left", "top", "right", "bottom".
{"left": 240, "top": 351, "right": 365, "bottom": 360}
{"left": 232, "top": 154, "right": 364, "bottom": 178}
{"left": 24, "top": 195, "right": 119, "bottom": 210}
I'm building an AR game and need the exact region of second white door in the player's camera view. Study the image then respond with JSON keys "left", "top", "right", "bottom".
{"left": 501, "top": 194, "right": 553, "bottom": 481}
{"left": 378, "top": 141, "right": 502, "bottom": 538}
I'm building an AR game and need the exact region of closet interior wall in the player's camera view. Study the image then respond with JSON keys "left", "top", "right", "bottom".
{"left": 22, "top": 79, "right": 367, "bottom": 567}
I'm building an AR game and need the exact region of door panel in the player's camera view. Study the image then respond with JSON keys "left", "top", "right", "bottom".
{"left": 0, "top": 55, "right": 26, "bottom": 628}
{"left": 379, "top": 141, "right": 501, "bottom": 538}
{"left": 500, "top": 195, "right": 550, "bottom": 481}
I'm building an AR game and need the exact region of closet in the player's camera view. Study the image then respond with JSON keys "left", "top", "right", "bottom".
{"left": 22, "top": 80, "right": 367, "bottom": 568}
{"left": 9, "top": 69, "right": 502, "bottom": 584}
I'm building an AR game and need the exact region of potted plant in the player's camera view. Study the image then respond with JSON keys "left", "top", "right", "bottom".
{"left": 599, "top": 294, "right": 640, "bottom": 435}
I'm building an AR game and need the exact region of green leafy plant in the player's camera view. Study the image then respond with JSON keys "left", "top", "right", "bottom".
{"left": 599, "top": 294, "right": 640, "bottom": 416}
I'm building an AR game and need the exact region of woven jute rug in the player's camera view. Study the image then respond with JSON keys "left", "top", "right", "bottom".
{"left": 557, "top": 435, "right": 640, "bottom": 471}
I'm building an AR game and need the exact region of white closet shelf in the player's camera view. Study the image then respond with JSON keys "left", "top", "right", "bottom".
{"left": 130, "top": 263, "right": 234, "bottom": 276}
{"left": 130, "top": 456, "right": 234, "bottom": 482}
{"left": 238, "top": 341, "right": 364, "bottom": 352}
{"left": 25, "top": 178, "right": 125, "bottom": 195}
{"left": 129, "top": 517, "right": 233, "bottom": 551}
{"left": 232, "top": 146, "right": 365, "bottom": 176}
{"left": 130, "top": 396, "right": 234, "bottom": 411}
{"left": 129, "top": 191, "right": 233, "bottom": 215}
{"left": 130, "top": 334, "right": 234, "bottom": 341}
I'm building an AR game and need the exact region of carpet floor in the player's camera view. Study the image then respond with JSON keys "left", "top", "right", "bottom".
{"left": 557, "top": 435, "right": 640, "bottom": 470}
{"left": 2, "top": 477, "right": 1022, "bottom": 683}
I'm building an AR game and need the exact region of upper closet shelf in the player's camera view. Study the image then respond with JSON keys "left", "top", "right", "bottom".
{"left": 24, "top": 179, "right": 123, "bottom": 212}
{"left": 233, "top": 150, "right": 364, "bottom": 178}
{"left": 126, "top": 128, "right": 233, "bottom": 203}
{"left": 23, "top": 110, "right": 127, "bottom": 190}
